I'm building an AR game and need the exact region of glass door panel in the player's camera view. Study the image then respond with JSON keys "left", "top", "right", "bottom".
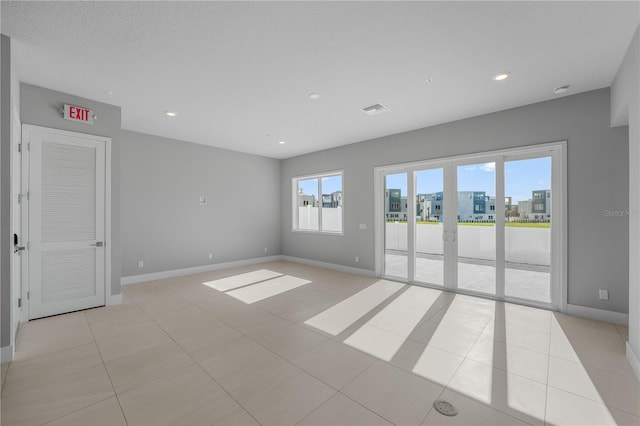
{"left": 415, "top": 168, "right": 445, "bottom": 286}
{"left": 384, "top": 173, "right": 408, "bottom": 279}
{"left": 504, "top": 157, "right": 552, "bottom": 303}
{"left": 456, "top": 162, "right": 496, "bottom": 294}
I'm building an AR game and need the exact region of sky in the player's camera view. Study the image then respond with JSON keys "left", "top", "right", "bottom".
{"left": 298, "top": 175, "right": 342, "bottom": 198}
{"left": 386, "top": 157, "right": 551, "bottom": 203}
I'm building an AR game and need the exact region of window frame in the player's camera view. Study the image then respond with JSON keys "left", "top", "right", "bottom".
{"left": 292, "top": 170, "right": 344, "bottom": 235}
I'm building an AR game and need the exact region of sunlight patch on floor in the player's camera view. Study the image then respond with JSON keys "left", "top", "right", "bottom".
{"left": 225, "top": 275, "right": 311, "bottom": 304}
{"left": 202, "top": 269, "right": 283, "bottom": 291}
{"left": 304, "top": 280, "right": 405, "bottom": 336}
{"left": 344, "top": 286, "right": 440, "bottom": 360}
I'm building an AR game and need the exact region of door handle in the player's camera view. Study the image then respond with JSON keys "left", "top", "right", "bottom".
{"left": 13, "top": 246, "right": 25, "bottom": 254}
{"left": 442, "top": 231, "right": 448, "bottom": 242}
{"left": 90, "top": 242, "right": 104, "bottom": 247}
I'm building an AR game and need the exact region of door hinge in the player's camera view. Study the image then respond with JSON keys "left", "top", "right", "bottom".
{"left": 18, "top": 143, "right": 21, "bottom": 153}
{"left": 26, "top": 241, "right": 30, "bottom": 250}
{"left": 27, "top": 143, "right": 31, "bottom": 151}
{"left": 17, "top": 298, "right": 21, "bottom": 308}
{"left": 27, "top": 291, "right": 30, "bottom": 300}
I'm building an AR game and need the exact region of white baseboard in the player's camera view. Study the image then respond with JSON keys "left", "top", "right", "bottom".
{"left": 1, "top": 345, "right": 14, "bottom": 363}
{"left": 107, "top": 293, "right": 122, "bottom": 305}
{"left": 627, "top": 342, "right": 640, "bottom": 382}
{"left": 121, "top": 255, "right": 377, "bottom": 286}
{"left": 121, "top": 256, "right": 284, "bottom": 285}
{"left": 281, "top": 256, "right": 376, "bottom": 277}
{"left": 566, "top": 303, "right": 628, "bottom": 325}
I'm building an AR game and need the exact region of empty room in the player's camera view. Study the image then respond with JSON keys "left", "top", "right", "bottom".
{"left": 1, "top": 1, "right": 639, "bottom": 425}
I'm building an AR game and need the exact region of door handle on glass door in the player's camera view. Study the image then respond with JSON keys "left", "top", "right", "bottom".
{"left": 90, "top": 242, "right": 104, "bottom": 247}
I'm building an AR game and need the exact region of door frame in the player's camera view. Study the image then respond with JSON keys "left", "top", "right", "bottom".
{"left": 374, "top": 140, "right": 567, "bottom": 311}
{"left": 21, "top": 124, "right": 112, "bottom": 320}
{"left": 10, "top": 102, "right": 21, "bottom": 348}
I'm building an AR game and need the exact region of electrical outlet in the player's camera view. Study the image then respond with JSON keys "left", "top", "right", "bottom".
{"left": 208, "top": 253, "right": 213, "bottom": 260}
{"left": 138, "top": 260, "right": 144, "bottom": 269}
{"left": 355, "top": 256, "right": 359, "bottom": 263}
{"left": 598, "top": 289, "right": 609, "bottom": 300}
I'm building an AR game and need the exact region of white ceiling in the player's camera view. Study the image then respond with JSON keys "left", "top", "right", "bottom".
{"left": 2, "top": 1, "right": 638, "bottom": 159}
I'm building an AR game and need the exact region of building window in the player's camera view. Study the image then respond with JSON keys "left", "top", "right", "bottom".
{"left": 293, "top": 171, "right": 343, "bottom": 234}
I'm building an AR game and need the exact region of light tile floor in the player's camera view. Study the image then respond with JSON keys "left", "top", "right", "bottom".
{"left": 1, "top": 261, "right": 638, "bottom": 425}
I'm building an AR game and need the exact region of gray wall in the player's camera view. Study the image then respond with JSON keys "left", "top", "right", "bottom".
{"left": 1, "top": 35, "right": 11, "bottom": 349}
{"left": 20, "top": 84, "right": 122, "bottom": 297}
{"left": 120, "top": 131, "right": 281, "bottom": 277}
{"left": 281, "top": 88, "right": 630, "bottom": 313}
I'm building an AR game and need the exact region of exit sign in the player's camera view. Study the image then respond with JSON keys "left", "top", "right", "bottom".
{"left": 63, "top": 104, "right": 93, "bottom": 125}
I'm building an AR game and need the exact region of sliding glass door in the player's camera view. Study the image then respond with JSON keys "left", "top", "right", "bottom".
{"left": 377, "top": 143, "right": 564, "bottom": 309}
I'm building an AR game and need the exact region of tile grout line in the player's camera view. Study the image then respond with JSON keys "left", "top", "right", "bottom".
{"left": 183, "top": 281, "right": 394, "bottom": 423}
{"left": 146, "top": 308, "right": 264, "bottom": 426}
{"left": 83, "top": 310, "right": 131, "bottom": 426}
{"left": 543, "top": 331, "right": 551, "bottom": 426}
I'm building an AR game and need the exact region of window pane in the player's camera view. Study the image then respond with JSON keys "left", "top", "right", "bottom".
{"left": 321, "top": 175, "right": 342, "bottom": 232}
{"left": 457, "top": 162, "right": 496, "bottom": 295}
{"left": 297, "top": 178, "right": 319, "bottom": 231}
{"left": 384, "top": 173, "right": 408, "bottom": 279}
{"left": 504, "top": 157, "right": 551, "bottom": 303}
{"left": 415, "top": 168, "right": 444, "bottom": 286}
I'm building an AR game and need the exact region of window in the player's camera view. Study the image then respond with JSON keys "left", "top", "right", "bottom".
{"left": 293, "top": 171, "right": 343, "bottom": 234}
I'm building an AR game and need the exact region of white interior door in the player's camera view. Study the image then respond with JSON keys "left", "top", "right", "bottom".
{"left": 24, "top": 125, "right": 107, "bottom": 320}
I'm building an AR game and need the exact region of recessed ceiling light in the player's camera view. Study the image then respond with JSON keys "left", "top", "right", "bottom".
{"left": 426, "top": 77, "right": 434, "bottom": 84}
{"left": 278, "top": 140, "right": 286, "bottom": 145}
{"left": 493, "top": 72, "right": 510, "bottom": 81}
{"left": 309, "top": 93, "right": 320, "bottom": 100}
{"left": 554, "top": 85, "right": 570, "bottom": 94}
{"left": 164, "top": 111, "right": 178, "bottom": 117}
{"left": 104, "top": 89, "right": 113, "bottom": 96}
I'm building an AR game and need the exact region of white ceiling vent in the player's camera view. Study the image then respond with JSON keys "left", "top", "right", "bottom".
{"left": 361, "top": 103, "right": 390, "bottom": 116}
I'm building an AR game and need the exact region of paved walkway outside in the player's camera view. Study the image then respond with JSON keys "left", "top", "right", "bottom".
{"left": 385, "top": 251, "right": 550, "bottom": 303}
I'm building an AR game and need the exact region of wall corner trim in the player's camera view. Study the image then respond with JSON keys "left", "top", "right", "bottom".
{"left": 1, "top": 344, "right": 14, "bottom": 363}
{"left": 627, "top": 342, "right": 640, "bottom": 382}
{"left": 281, "top": 256, "right": 377, "bottom": 277}
{"left": 107, "top": 293, "right": 122, "bottom": 306}
{"left": 566, "top": 303, "right": 628, "bottom": 325}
